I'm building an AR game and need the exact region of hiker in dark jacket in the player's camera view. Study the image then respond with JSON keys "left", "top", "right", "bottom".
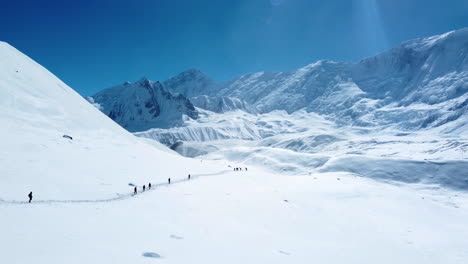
{"left": 188, "top": 174, "right": 191, "bottom": 180}
{"left": 143, "top": 185, "right": 146, "bottom": 192}
{"left": 148, "top": 183, "right": 152, "bottom": 189}
{"left": 168, "top": 178, "right": 171, "bottom": 184}
{"left": 28, "top": 191, "right": 33, "bottom": 203}
{"left": 134, "top": 187, "right": 137, "bottom": 195}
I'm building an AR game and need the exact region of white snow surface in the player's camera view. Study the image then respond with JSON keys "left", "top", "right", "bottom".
{"left": 1, "top": 29, "right": 468, "bottom": 264}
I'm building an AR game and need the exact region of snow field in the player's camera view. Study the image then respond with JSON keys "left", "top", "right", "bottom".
{"left": 2, "top": 168, "right": 468, "bottom": 264}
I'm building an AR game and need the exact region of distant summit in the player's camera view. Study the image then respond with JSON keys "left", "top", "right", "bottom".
{"left": 90, "top": 79, "right": 198, "bottom": 132}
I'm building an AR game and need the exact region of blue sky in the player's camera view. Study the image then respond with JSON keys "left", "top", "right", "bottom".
{"left": 1, "top": 0, "right": 467, "bottom": 96}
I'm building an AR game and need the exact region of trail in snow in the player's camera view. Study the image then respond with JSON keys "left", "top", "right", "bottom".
{"left": 0, "top": 169, "right": 233, "bottom": 205}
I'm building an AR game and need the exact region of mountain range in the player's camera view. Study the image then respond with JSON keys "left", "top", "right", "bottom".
{"left": 90, "top": 28, "right": 468, "bottom": 134}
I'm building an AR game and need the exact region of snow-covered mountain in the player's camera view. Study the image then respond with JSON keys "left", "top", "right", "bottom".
{"left": 219, "top": 29, "right": 462, "bottom": 130}
{"left": 149, "top": 28, "right": 468, "bottom": 132}
{"left": 110, "top": 29, "right": 468, "bottom": 190}
{"left": 89, "top": 78, "right": 198, "bottom": 132}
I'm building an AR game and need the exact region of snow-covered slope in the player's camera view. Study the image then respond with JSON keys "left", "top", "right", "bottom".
{"left": 89, "top": 78, "right": 198, "bottom": 132}
{"left": 135, "top": 110, "right": 262, "bottom": 146}
{"left": 0, "top": 41, "right": 219, "bottom": 201}
{"left": 191, "top": 95, "right": 258, "bottom": 114}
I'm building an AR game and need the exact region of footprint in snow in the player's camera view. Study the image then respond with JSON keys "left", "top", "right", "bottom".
{"left": 170, "top": 234, "right": 184, "bottom": 240}
{"left": 278, "top": 250, "right": 291, "bottom": 255}
{"left": 142, "top": 252, "right": 161, "bottom": 258}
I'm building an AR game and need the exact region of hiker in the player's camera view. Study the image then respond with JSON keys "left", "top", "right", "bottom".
{"left": 148, "top": 182, "right": 152, "bottom": 189}
{"left": 134, "top": 187, "right": 137, "bottom": 195}
{"left": 245, "top": 167, "right": 248, "bottom": 171}
{"left": 188, "top": 174, "right": 191, "bottom": 180}
{"left": 28, "top": 191, "right": 33, "bottom": 203}
{"left": 168, "top": 178, "right": 171, "bottom": 184}
{"left": 143, "top": 185, "right": 146, "bottom": 192}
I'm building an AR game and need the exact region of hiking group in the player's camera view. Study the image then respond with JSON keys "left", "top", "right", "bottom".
{"left": 234, "top": 167, "right": 247, "bottom": 171}
{"left": 132, "top": 174, "right": 191, "bottom": 196}
{"left": 27, "top": 169, "right": 245, "bottom": 202}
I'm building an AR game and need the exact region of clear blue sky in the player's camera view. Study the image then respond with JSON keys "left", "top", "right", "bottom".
{"left": 1, "top": 0, "right": 467, "bottom": 96}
